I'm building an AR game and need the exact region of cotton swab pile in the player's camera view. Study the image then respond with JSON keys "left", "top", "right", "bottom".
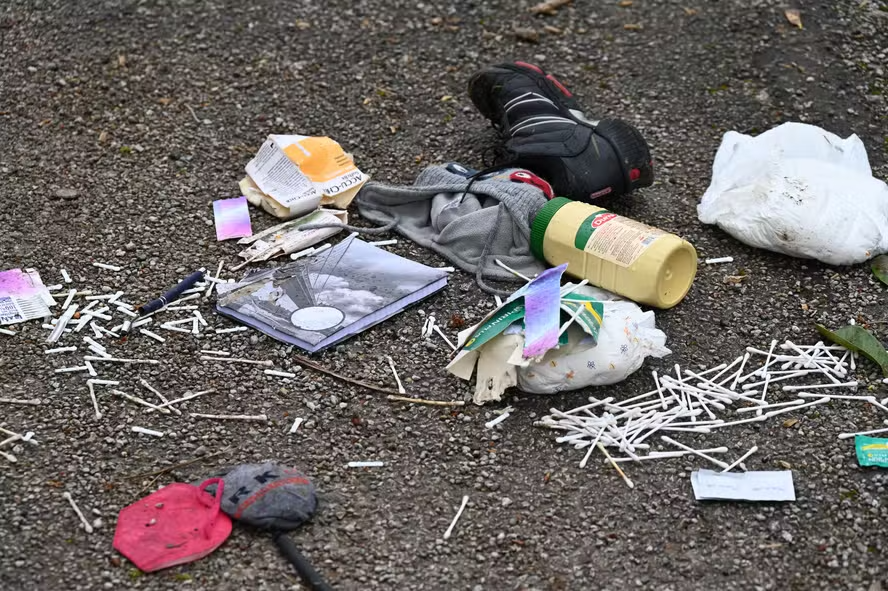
{"left": 537, "top": 339, "right": 879, "bottom": 485}
{"left": 38, "top": 266, "right": 262, "bottom": 423}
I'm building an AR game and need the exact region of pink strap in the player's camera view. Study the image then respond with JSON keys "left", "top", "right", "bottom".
{"left": 196, "top": 478, "right": 225, "bottom": 538}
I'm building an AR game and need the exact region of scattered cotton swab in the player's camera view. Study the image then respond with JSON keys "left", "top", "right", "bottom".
{"left": 736, "top": 399, "right": 805, "bottom": 413}
{"left": 48, "top": 304, "right": 78, "bottom": 343}
{"left": 783, "top": 382, "right": 858, "bottom": 391}
{"left": 215, "top": 326, "right": 247, "bottom": 334}
{"left": 144, "top": 389, "right": 214, "bottom": 413}
{"left": 311, "top": 243, "right": 332, "bottom": 257}
{"left": 205, "top": 260, "right": 225, "bottom": 300}
{"left": 200, "top": 356, "right": 272, "bottom": 367}
{"left": 88, "top": 382, "right": 104, "bottom": 419}
{"left": 661, "top": 436, "right": 730, "bottom": 470}
{"left": 385, "top": 355, "right": 406, "bottom": 394}
{"left": 387, "top": 395, "right": 465, "bottom": 407}
{"left": 265, "top": 369, "right": 297, "bottom": 378}
{"left": 289, "top": 246, "right": 316, "bottom": 261}
{"left": 55, "top": 365, "right": 89, "bottom": 374}
{"left": 432, "top": 325, "right": 457, "bottom": 351}
{"left": 598, "top": 443, "right": 634, "bottom": 488}
{"left": 425, "top": 315, "right": 439, "bottom": 338}
{"left": 347, "top": 461, "right": 384, "bottom": 468}
{"left": 720, "top": 445, "right": 758, "bottom": 473}
{"left": 838, "top": 426, "right": 888, "bottom": 440}
{"left": 131, "top": 426, "right": 164, "bottom": 438}
{"left": 112, "top": 390, "right": 171, "bottom": 414}
{"left": 139, "top": 379, "right": 180, "bottom": 415}
{"left": 83, "top": 336, "right": 105, "bottom": 352}
{"left": 61, "top": 289, "right": 77, "bottom": 310}
{"left": 494, "top": 259, "right": 531, "bottom": 282}
{"left": 0, "top": 397, "right": 41, "bottom": 406}
{"left": 45, "top": 346, "right": 77, "bottom": 354}
{"left": 84, "top": 356, "right": 159, "bottom": 365}
{"left": 443, "top": 495, "right": 469, "bottom": 540}
{"left": 608, "top": 447, "right": 730, "bottom": 463}
{"left": 139, "top": 328, "right": 165, "bottom": 343}
{"left": 62, "top": 492, "right": 94, "bottom": 533}
{"left": 485, "top": 409, "right": 512, "bottom": 429}
{"left": 730, "top": 352, "right": 751, "bottom": 391}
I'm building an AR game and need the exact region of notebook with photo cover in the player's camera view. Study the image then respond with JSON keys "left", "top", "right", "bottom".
{"left": 216, "top": 237, "right": 448, "bottom": 353}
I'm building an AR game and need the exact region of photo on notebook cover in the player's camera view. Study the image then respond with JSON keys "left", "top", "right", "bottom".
{"left": 216, "top": 236, "right": 448, "bottom": 352}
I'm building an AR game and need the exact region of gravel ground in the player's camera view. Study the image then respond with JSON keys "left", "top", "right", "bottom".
{"left": 1, "top": 0, "right": 888, "bottom": 590}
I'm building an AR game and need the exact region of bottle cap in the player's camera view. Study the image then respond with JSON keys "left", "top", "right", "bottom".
{"left": 530, "top": 197, "right": 573, "bottom": 260}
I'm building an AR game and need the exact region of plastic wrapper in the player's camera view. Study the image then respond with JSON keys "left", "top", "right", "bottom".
{"left": 698, "top": 122, "right": 888, "bottom": 265}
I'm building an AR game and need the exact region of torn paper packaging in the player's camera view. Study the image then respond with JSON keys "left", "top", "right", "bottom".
{"left": 241, "top": 135, "right": 368, "bottom": 219}
{"left": 216, "top": 236, "right": 447, "bottom": 353}
{"left": 0, "top": 268, "right": 55, "bottom": 325}
{"left": 691, "top": 470, "right": 796, "bottom": 502}
{"left": 237, "top": 209, "right": 348, "bottom": 263}
{"left": 855, "top": 435, "right": 888, "bottom": 468}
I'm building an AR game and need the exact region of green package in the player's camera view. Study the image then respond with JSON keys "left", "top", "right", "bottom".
{"left": 855, "top": 435, "right": 888, "bottom": 467}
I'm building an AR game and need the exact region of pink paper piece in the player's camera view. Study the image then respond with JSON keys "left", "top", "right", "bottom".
{"left": 213, "top": 197, "right": 253, "bottom": 241}
{"left": 518, "top": 264, "right": 566, "bottom": 358}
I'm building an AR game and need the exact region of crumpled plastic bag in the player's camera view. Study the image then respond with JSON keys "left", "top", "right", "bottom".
{"left": 516, "top": 285, "right": 670, "bottom": 394}
{"left": 697, "top": 122, "right": 888, "bottom": 265}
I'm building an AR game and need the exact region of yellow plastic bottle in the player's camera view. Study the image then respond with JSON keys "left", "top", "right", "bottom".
{"left": 530, "top": 198, "right": 697, "bottom": 308}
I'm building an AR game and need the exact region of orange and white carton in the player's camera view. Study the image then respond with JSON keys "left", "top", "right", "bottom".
{"left": 240, "top": 135, "right": 368, "bottom": 219}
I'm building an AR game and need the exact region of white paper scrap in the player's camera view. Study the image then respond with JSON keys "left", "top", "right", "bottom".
{"left": 245, "top": 138, "right": 320, "bottom": 210}
{"left": 691, "top": 469, "right": 795, "bottom": 501}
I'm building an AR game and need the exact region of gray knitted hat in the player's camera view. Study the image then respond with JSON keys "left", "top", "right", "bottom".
{"left": 207, "top": 462, "right": 317, "bottom": 531}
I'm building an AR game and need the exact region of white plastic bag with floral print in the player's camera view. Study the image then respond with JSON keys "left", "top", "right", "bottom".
{"left": 517, "top": 286, "right": 670, "bottom": 393}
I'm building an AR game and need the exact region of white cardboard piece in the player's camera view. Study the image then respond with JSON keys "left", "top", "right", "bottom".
{"left": 691, "top": 469, "right": 796, "bottom": 502}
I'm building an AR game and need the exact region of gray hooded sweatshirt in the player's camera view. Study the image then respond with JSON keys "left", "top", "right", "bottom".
{"left": 355, "top": 163, "right": 550, "bottom": 294}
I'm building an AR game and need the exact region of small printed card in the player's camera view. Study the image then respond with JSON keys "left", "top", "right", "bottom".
{"left": 213, "top": 196, "right": 253, "bottom": 241}
{"left": 691, "top": 469, "right": 795, "bottom": 502}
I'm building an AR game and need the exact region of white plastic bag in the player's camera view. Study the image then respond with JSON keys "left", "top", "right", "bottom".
{"left": 697, "top": 122, "right": 888, "bottom": 265}
{"left": 517, "top": 286, "right": 671, "bottom": 394}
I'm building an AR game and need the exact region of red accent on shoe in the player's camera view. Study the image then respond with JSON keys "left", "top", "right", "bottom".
{"left": 590, "top": 186, "right": 613, "bottom": 199}
{"left": 510, "top": 170, "right": 554, "bottom": 199}
{"left": 515, "top": 61, "right": 544, "bottom": 74}
{"left": 629, "top": 168, "right": 641, "bottom": 181}
{"left": 546, "top": 74, "right": 573, "bottom": 97}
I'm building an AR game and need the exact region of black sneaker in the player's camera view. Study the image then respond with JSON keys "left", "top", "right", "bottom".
{"left": 468, "top": 61, "right": 653, "bottom": 202}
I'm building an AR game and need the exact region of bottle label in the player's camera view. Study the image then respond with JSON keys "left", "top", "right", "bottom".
{"left": 574, "top": 210, "right": 665, "bottom": 267}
